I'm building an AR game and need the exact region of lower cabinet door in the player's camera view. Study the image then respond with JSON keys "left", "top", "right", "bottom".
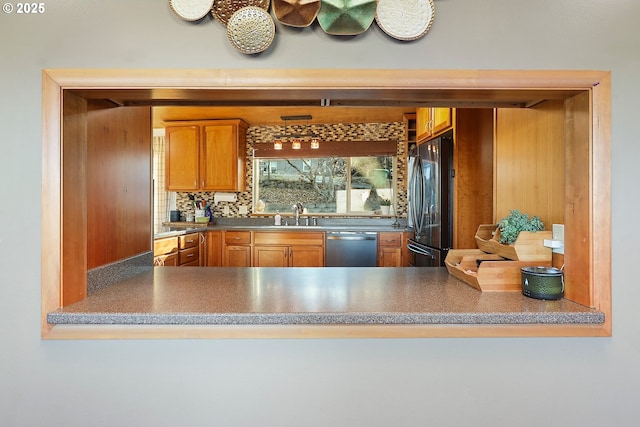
{"left": 224, "top": 245, "right": 251, "bottom": 267}
{"left": 206, "top": 231, "right": 223, "bottom": 266}
{"left": 290, "top": 246, "right": 324, "bottom": 267}
{"left": 378, "top": 246, "right": 403, "bottom": 267}
{"left": 254, "top": 245, "right": 288, "bottom": 267}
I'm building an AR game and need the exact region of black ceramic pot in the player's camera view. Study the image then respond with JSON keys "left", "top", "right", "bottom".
{"left": 521, "top": 266, "right": 564, "bottom": 300}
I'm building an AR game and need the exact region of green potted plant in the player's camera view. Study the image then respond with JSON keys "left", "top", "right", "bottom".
{"left": 496, "top": 210, "right": 544, "bottom": 244}
{"left": 379, "top": 198, "right": 392, "bottom": 215}
{"left": 491, "top": 210, "right": 550, "bottom": 261}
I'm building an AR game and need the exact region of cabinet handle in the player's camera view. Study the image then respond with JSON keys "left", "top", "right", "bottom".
{"left": 187, "top": 253, "right": 194, "bottom": 258}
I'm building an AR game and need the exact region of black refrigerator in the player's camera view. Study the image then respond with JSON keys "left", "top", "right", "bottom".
{"left": 407, "top": 130, "right": 454, "bottom": 267}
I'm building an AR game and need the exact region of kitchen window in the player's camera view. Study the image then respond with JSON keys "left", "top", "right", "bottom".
{"left": 253, "top": 155, "right": 396, "bottom": 215}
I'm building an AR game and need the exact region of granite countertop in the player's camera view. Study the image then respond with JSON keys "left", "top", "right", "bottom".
{"left": 155, "top": 221, "right": 409, "bottom": 239}
{"left": 48, "top": 267, "right": 604, "bottom": 326}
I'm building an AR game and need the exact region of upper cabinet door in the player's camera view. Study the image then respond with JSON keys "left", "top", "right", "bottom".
{"left": 416, "top": 107, "right": 452, "bottom": 144}
{"left": 416, "top": 107, "right": 433, "bottom": 142}
{"left": 202, "top": 123, "right": 243, "bottom": 191}
{"left": 165, "top": 125, "right": 199, "bottom": 191}
{"left": 432, "top": 108, "right": 452, "bottom": 135}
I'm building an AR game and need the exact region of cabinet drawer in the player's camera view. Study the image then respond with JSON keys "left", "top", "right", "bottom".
{"left": 154, "top": 253, "right": 178, "bottom": 267}
{"left": 254, "top": 231, "right": 324, "bottom": 246}
{"left": 154, "top": 237, "right": 179, "bottom": 256}
{"left": 224, "top": 231, "right": 251, "bottom": 245}
{"left": 378, "top": 232, "right": 402, "bottom": 246}
{"left": 179, "top": 233, "right": 199, "bottom": 249}
{"left": 179, "top": 246, "right": 199, "bottom": 265}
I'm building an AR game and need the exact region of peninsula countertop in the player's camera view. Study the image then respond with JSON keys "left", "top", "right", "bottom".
{"left": 48, "top": 267, "right": 604, "bottom": 326}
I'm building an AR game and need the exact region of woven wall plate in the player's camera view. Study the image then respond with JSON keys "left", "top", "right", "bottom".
{"left": 212, "top": 0, "right": 270, "bottom": 26}
{"left": 169, "top": 0, "right": 215, "bottom": 21}
{"left": 226, "top": 6, "right": 275, "bottom": 54}
{"left": 273, "top": 0, "right": 321, "bottom": 28}
{"left": 375, "top": 0, "right": 435, "bottom": 41}
{"left": 317, "top": 0, "right": 377, "bottom": 36}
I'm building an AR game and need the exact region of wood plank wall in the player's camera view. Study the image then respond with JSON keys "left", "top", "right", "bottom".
{"left": 453, "top": 109, "right": 494, "bottom": 249}
{"left": 564, "top": 92, "right": 592, "bottom": 306}
{"left": 62, "top": 93, "right": 88, "bottom": 306}
{"left": 86, "top": 101, "right": 152, "bottom": 269}
{"left": 494, "top": 100, "right": 566, "bottom": 227}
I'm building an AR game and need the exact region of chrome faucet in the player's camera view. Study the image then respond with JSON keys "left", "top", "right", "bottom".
{"left": 293, "top": 203, "right": 304, "bottom": 226}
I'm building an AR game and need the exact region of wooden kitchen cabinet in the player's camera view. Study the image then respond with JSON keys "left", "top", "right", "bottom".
{"left": 223, "top": 231, "right": 252, "bottom": 267}
{"left": 154, "top": 236, "right": 179, "bottom": 267}
{"left": 416, "top": 107, "right": 452, "bottom": 143}
{"left": 165, "top": 125, "right": 199, "bottom": 191}
{"left": 165, "top": 119, "right": 248, "bottom": 192}
{"left": 377, "top": 232, "right": 404, "bottom": 267}
{"left": 205, "top": 230, "right": 223, "bottom": 266}
{"left": 253, "top": 231, "right": 324, "bottom": 267}
{"left": 154, "top": 253, "right": 178, "bottom": 267}
{"left": 178, "top": 233, "right": 200, "bottom": 266}
{"left": 224, "top": 246, "right": 252, "bottom": 267}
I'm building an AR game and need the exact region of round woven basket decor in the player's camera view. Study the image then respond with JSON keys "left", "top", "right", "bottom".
{"left": 169, "top": 0, "right": 215, "bottom": 21}
{"left": 375, "top": 0, "right": 435, "bottom": 41}
{"left": 273, "top": 0, "right": 321, "bottom": 28}
{"left": 212, "top": 0, "right": 270, "bottom": 26}
{"left": 226, "top": 6, "right": 275, "bottom": 54}
{"left": 317, "top": 0, "right": 377, "bottom": 36}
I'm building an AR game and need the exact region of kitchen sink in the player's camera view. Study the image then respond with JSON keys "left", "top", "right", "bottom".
{"left": 255, "top": 225, "right": 323, "bottom": 230}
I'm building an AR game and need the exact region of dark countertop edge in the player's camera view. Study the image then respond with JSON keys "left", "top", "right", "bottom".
{"left": 47, "top": 311, "right": 605, "bottom": 326}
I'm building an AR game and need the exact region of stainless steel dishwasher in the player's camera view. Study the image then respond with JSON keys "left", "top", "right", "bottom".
{"left": 325, "top": 231, "right": 378, "bottom": 267}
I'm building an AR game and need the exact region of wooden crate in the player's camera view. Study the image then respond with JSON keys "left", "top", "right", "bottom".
{"left": 474, "top": 224, "right": 498, "bottom": 253}
{"left": 492, "top": 230, "right": 553, "bottom": 261}
{"left": 445, "top": 249, "right": 551, "bottom": 292}
{"left": 474, "top": 224, "right": 552, "bottom": 262}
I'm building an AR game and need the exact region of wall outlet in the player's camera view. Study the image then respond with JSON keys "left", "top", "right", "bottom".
{"left": 223, "top": 206, "right": 230, "bottom": 216}
{"left": 239, "top": 205, "right": 248, "bottom": 215}
{"left": 552, "top": 224, "right": 565, "bottom": 254}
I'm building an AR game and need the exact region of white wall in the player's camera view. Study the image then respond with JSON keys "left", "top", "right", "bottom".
{"left": 1, "top": 1, "right": 639, "bottom": 426}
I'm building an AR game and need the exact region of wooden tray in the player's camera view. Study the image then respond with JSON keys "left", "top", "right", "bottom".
{"left": 445, "top": 249, "right": 551, "bottom": 292}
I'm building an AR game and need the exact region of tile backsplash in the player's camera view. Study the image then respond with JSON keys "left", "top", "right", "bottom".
{"left": 175, "top": 121, "right": 407, "bottom": 218}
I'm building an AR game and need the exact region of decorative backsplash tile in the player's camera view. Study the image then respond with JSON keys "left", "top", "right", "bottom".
{"left": 176, "top": 121, "right": 408, "bottom": 218}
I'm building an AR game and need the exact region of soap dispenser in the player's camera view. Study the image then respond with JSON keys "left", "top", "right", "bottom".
{"left": 274, "top": 211, "right": 281, "bottom": 226}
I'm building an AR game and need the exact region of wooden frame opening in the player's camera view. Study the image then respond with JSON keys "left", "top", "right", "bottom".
{"left": 41, "top": 69, "right": 611, "bottom": 339}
